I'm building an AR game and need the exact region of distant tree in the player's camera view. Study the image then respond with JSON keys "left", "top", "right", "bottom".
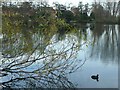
{"left": 53, "top": 3, "right": 74, "bottom": 23}
{"left": 59, "top": 10, "right": 74, "bottom": 23}
{"left": 90, "top": 11, "right": 95, "bottom": 21}
{"left": 91, "top": 1, "right": 120, "bottom": 23}
{"left": 118, "top": 15, "right": 120, "bottom": 23}
{"left": 53, "top": 3, "right": 66, "bottom": 18}
{"left": 74, "top": 2, "right": 90, "bottom": 22}
{"left": 105, "top": 1, "right": 120, "bottom": 17}
{"left": 78, "top": 2, "right": 83, "bottom": 13}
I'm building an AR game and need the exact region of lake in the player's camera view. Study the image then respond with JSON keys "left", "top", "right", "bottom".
{"left": 0, "top": 23, "right": 119, "bottom": 88}
{"left": 68, "top": 24, "right": 119, "bottom": 88}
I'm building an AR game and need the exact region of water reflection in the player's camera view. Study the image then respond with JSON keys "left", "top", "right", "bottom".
{"left": 1, "top": 23, "right": 86, "bottom": 88}
{"left": 89, "top": 24, "right": 119, "bottom": 64}
{"left": 0, "top": 18, "right": 119, "bottom": 88}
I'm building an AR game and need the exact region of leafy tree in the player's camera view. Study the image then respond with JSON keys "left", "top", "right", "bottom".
{"left": 59, "top": 10, "right": 74, "bottom": 23}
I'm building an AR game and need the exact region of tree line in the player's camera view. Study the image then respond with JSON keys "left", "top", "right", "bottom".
{"left": 2, "top": 1, "right": 120, "bottom": 24}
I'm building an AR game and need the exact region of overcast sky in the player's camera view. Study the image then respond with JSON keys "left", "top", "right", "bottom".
{"left": 5, "top": 0, "right": 119, "bottom": 6}
{"left": 6, "top": 0, "right": 94, "bottom": 6}
{"left": 48, "top": 0, "right": 93, "bottom": 6}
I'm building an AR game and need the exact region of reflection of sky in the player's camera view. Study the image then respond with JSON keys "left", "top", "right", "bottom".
{"left": 67, "top": 25, "right": 118, "bottom": 88}
{"left": 0, "top": 23, "right": 119, "bottom": 88}
{"left": 68, "top": 59, "right": 118, "bottom": 88}
{"left": 67, "top": 26, "right": 118, "bottom": 88}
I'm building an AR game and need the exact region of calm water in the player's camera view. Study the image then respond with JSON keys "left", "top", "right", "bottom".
{"left": 0, "top": 24, "right": 119, "bottom": 88}
{"left": 68, "top": 24, "right": 119, "bottom": 88}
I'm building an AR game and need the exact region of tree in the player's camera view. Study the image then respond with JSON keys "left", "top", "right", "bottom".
{"left": 91, "top": 0, "right": 120, "bottom": 23}
{"left": 118, "top": 15, "right": 120, "bottom": 23}
{"left": 53, "top": 3, "right": 74, "bottom": 23}
{"left": 1, "top": 2, "right": 87, "bottom": 88}
{"left": 1, "top": 24, "right": 84, "bottom": 88}
{"left": 90, "top": 11, "right": 95, "bottom": 21}
{"left": 78, "top": 2, "right": 83, "bottom": 13}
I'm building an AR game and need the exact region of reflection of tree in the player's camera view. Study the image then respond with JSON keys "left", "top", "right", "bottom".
{"left": 1, "top": 17, "right": 84, "bottom": 88}
{"left": 90, "top": 24, "right": 104, "bottom": 40}
{"left": 2, "top": 4, "right": 57, "bottom": 58}
{"left": 90, "top": 24, "right": 119, "bottom": 64}
{"left": 118, "top": 25, "right": 120, "bottom": 60}
{"left": 73, "top": 23, "right": 88, "bottom": 42}
{"left": 1, "top": 2, "right": 88, "bottom": 88}
{"left": 0, "top": 37, "right": 82, "bottom": 88}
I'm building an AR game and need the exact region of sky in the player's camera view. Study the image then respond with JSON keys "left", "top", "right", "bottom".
{"left": 48, "top": 0, "right": 120, "bottom": 6}
{"left": 4, "top": 0, "right": 94, "bottom": 6}
{"left": 4, "top": 0, "right": 120, "bottom": 7}
{"left": 48, "top": 0, "right": 93, "bottom": 6}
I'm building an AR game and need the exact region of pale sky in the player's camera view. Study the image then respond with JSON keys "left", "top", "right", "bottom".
{"left": 5, "top": 0, "right": 117, "bottom": 7}
{"left": 6, "top": 0, "right": 94, "bottom": 6}
{"left": 3, "top": 0, "right": 120, "bottom": 5}
{"left": 48, "top": 0, "right": 93, "bottom": 6}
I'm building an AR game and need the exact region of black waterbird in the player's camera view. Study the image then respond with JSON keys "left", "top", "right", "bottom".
{"left": 91, "top": 74, "right": 99, "bottom": 82}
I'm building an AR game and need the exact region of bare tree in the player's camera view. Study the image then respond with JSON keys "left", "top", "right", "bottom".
{"left": 91, "top": 0, "right": 120, "bottom": 23}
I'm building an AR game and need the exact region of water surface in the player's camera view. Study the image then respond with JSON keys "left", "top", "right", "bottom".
{"left": 0, "top": 24, "right": 119, "bottom": 88}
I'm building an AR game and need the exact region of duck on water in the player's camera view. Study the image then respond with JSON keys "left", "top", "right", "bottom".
{"left": 91, "top": 74, "right": 99, "bottom": 82}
